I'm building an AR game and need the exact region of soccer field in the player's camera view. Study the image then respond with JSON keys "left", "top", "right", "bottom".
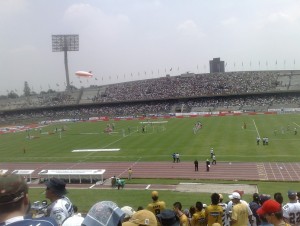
{"left": 1, "top": 114, "right": 300, "bottom": 162}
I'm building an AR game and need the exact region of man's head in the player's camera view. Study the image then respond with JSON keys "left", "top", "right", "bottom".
{"left": 288, "top": 190, "right": 297, "bottom": 202}
{"left": 229, "top": 192, "right": 241, "bottom": 204}
{"left": 173, "top": 201, "right": 182, "bottom": 212}
{"left": 252, "top": 193, "right": 260, "bottom": 202}
{"left": 257, "top": 199, "right": 283, "bottom": 224}
{"left": 274, "top": 192, "right": 283, "bottom": 204}
{"left": 151, "top": 191, "right": 159, "bottom": 201}
{"left": 0, "top": 175, "right": 29, "bottom": 215}
{"left": 45, "top": 178, "right": 67, "bottom": 201}
{"left": 211, "top": 193, "right": 220, "bottom": 205}
{"left": 260, "top": 194, "right": 271, "bottom": 205}
{"left": 195, "top": 201, "right": 203, "bottom": 211}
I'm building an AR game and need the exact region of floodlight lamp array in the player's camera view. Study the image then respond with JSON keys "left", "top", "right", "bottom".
{"left": 52, "top": 34, "right": 79, "bottom": 52}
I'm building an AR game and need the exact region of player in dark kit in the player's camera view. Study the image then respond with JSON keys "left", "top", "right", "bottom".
{"left": 194, "top": 160, "right": 199, "bottom": 171}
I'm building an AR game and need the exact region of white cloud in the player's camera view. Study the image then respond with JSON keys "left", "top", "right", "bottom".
{"left": 268, "top": 11, "right": 294, "bottom": 23}
{"left": 0, "top": 0, "right": 28, "bottom": 15}
{"left": 177, "top": 20, "right": 204, "bottom": 38}
{"left": 221, "top": 17, "right": 238, "bottom": 26}
{"left": 63, "top": 3, "right": 130, "bottom": 37}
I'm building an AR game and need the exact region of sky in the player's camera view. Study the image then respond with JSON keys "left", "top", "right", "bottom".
{"left": 1, "top": 0, "right": 300, "bottom": 95}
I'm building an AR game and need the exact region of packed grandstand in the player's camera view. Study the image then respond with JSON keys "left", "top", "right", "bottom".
{"left": 1, "top": 70, "right": 300, "bottom": 125}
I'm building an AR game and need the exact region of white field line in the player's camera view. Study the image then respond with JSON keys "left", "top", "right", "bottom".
{"left": 293, "top": 122, "right": 300, "bottom": 127}
{"left": 252, "top": 119, "right": 261, "bottom": 138}
{"left": 83, "top": 130, "right": 138, "bottom": 158}
{"left": 117, "top": 157, "right": 142, "bottom": 178}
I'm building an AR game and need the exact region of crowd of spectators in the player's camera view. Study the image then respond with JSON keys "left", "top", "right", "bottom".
{"left": 97, "top": 71, "right": 279, "bottom": 103}
{"left": 1, "top": 174, "right": 298, "bottom": 226}
{"left": 184, "top": 94, "right": 300, "bottom": 111}
{"left": 1, "top": 70, "right": 300, "bottom": 125}
{"left": 1, "top": 93, "right": 300, "bottom": 125}
{"left": 0, "top": 91, "right": 79, "bottom": 111}
{"left": 0, "top": 71, "right": 286, "bottom": 111}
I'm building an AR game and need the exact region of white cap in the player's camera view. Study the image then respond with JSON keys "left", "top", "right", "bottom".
{"left": 121, "top": 206, "right": 136, "bottom": 218}
{"left": 229, "top": 192, "right": 241, "bottom": 200}
{"left": 62, "top": 215, "right": 84, "bottom": 226}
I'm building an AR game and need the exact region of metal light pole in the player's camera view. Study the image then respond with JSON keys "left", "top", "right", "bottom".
{"left": 52, "top": 35, "right": 79, "bottom": 90}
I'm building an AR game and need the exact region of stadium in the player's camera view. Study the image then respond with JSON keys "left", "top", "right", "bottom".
{"left": 2, "top": 2, "right": 300, "bottom": 223}
{"left": 1, "top": 68, "right": 300, "bottom": 213}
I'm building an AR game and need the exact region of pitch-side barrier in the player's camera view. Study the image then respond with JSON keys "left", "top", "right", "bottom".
{"left": 38, "top": 169, "right": 106, "bottom": 183}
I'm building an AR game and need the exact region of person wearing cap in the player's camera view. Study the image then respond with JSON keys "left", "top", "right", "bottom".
{"left": 217, "top": 194, "right": 228, "bottom": 226}
{"left": 249, "top": 193, "right": 261, "bottom": 226}
{"left": 226, "top": 191, "right": 253, "bottom": 226}
{"left": 61, "top": 205, "right": 84, "bottom": 226}
{"left": 122, "top": 209, "right": 157, "bottom": 226}
{"left": 228, "top": 192, "right": 252, "bottom": 226}
{"left": 45, "top": 178, "right": 74, "bottom": 226}
{"left": 82, "top": 201, "right": 125, "bottom": 226}
{"left": 282, "top": 190, "right": 300, "bottom": 225}
{"left": 257, "top": 199, "right": 288, "bottom": 226}
{"left": 157, "top": 209, "right": 180, "bottom": 226}
{"left": 0, "top": 175, "right": 58, "bottom": 226}
{"left": 147, "top": 191, "right": 166, "bottom": 215}
{"left": 173, "top": 201, "right": 189, "bottom": 226}
{"left": 205, "top": 193, "right": 223, "bottom": 226}
{"left": 190, "top": 201, "right": 206, "bottom": 226}
{"left": 258, "top": 194, "right": 273, "bottom": 226}
{"left": 121, "top": 206, "right": 136, "bottom": 222}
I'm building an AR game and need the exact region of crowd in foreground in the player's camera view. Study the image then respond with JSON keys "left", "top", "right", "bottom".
{"left": 1, "top": 174, "right": 299, "bottom": 226}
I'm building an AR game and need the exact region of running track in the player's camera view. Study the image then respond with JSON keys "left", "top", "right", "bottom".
{"left": 1, "top": 161, "right": 300, "bottom": 188}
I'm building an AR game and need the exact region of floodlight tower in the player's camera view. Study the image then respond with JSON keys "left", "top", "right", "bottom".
{"left": 52, "top": 34, "right": 79, "bottom": 90}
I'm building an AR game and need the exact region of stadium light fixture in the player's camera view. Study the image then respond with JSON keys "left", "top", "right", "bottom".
{"left": 52, "top": 34, "right": 79, "bottom": 90}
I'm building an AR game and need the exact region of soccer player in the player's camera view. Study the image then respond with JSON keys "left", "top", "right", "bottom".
{"left": 210, "top": 148, "right": 214, "bottom": 158}
{"left": 256, "top": 136, "right": 261, "bottom": 145}
{"left": 212, "top": 155, "right": 216, "bottom": 165}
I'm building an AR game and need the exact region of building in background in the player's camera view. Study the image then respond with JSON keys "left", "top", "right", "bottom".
{"left": 209, "top": 58, "right": 225, "bottom": 73}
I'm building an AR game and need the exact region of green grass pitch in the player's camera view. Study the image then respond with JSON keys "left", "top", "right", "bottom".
{"left": 3, "top": 114, "right": 299, "bottom": 213}
{"left": 1, "top": 114, "right": 300, "bottom": 162}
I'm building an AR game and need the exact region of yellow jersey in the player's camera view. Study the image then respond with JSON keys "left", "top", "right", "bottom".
{"left": 205, "top": 204, "right": 223, "bottom": 226}
{"left": 147, "top": 200, "right": 166, "bottom": 215}
{"left": 191, "top": 209, "right": 206, "bottom": 226}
